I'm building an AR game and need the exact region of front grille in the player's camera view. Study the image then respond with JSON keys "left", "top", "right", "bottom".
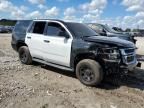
{"left": 120, "top": 48, "right": 136, "bottom": 64}
{"left": 127, "top": 56, "right": 134, "bottom": 63}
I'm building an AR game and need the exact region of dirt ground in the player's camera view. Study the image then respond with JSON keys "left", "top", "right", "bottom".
{"left": 0, "top": 34, "right": 144, "bottom": 108}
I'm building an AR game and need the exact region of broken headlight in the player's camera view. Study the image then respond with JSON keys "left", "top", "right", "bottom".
{"left": 98, "top": 47, "right": 120, "bottom": 60}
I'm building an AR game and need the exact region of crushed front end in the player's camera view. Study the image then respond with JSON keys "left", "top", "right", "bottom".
{"left": 97, "top": 47, "right": 138, "bottom": 75}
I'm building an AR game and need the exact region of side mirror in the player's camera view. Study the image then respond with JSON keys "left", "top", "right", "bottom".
{"left": 65, "top": 33, "right": 70, "bottom": 39}
{"left": 59, "top": 31, "right": 70, "bottom": 38}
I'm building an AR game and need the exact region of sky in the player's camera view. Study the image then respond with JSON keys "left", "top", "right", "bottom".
{"left": 0, "top": 0, "right": 144, "bottom": 29}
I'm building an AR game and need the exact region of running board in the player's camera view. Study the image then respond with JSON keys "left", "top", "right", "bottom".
{"left": 33, "top": 58, "right": 74, "bottom": 72}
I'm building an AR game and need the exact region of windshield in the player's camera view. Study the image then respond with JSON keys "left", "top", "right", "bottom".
{"left": 66, "top": 23, "right": 98, "bottom": 37}
{"left": 103, "top": 25, "right": 118, "bottom": 33}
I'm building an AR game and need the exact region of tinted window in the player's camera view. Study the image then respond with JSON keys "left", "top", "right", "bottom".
{"left": 32, "top": 22, "right": 46, "bottom": 34}
{"left": 14, "top": 20, "right": 32, "bottom": 33}
{"left": 47, "top": 22, "right": 68, "bottom": 37}
{"left": 66, "top": 23, "right": 98, "bottom": 37}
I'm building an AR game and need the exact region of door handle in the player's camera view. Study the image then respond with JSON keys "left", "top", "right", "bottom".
{"left": 44, "top": 40, "right": 50, "bottom": 43}
{"left": 27, "top": 36, "right": 31, "bottom": 39}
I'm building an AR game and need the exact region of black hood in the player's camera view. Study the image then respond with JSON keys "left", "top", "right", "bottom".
{"left": 83, "top": 36, "right": 135, "bottom": 48}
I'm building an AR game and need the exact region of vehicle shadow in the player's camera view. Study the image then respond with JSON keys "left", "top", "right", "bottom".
{"left": 34, "top": 62, "right": 144, "bottom": 90}
{"left": 123, "top": 68, "right": 144, "bottom": 90}
{"left": 98, "top": 68, "right": 144, "bottom": 90}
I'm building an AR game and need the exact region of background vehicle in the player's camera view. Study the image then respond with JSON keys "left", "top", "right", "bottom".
{"left": 12, "top": 20, "right": 138, "bottom": 86}
{"left": 88, "top": 23, "right": 136, "bottom": 44}
{"left": 0, "top": 26, "right": 9, "bottom": 33}
{"left": 0, "top": 25, "right": 15, "bottom": 33}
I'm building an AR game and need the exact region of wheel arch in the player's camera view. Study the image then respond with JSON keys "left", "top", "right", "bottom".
{"left": 16, "top": 41, "right": 28, "bottom": 51}
{"left": 74, "top": 52, "right": 97, "bottom": 69}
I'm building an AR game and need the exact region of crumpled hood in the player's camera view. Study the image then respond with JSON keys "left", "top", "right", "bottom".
{"left": 83, "top": 36, "right": 135, "bottom": 48}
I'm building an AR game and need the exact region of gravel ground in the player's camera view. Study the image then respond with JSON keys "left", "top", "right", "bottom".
{"left": 0, "top": 34, "right": 144, "bottom": 108}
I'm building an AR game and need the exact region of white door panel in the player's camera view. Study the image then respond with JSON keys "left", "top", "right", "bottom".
{"left": 42, "top": 36, "right": 72, "bottom": 67}
{"left": 25, "top": 33, "right": 44, "bottom": 59}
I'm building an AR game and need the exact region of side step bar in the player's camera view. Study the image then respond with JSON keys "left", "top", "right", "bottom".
{"left": 33, "top": 58, "right": 74, "bottom": 72}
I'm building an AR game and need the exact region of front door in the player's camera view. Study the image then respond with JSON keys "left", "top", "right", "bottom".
{"left": 42, "top": 22, "right": 73, "bottom": 67}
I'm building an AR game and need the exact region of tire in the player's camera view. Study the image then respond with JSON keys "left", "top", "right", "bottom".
{"left": 18, "top": 46, "right": 32, "bottom": 65}
{"left": 76, "top": 59, "right": 103, "bottom": 86}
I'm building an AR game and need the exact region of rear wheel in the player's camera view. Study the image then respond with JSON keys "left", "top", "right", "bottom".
{"left": 18, "top": 46, "right": 32, "bottom": 65}
{"left": 76, "top": 59, "right": 103, "bottom": 86}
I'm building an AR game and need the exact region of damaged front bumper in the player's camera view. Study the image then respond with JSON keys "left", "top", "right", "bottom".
{"left": 103, "top": 54, "right": 139, "bottom": 74}
{"left": 98, "top": 47, "right": 140, "bottom": 75}
{"left": 103, "top": 59, "right": 138, "bottom": 75}
{"left": 120, "top": 60, "right": 138, "bottom": 71}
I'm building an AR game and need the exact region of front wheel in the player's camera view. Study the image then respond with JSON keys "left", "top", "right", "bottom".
{"left": 18, "top": 46, "right": 32, "bottom": 65}
{"left": 76, "top": 59, "right": 103, "bottom": 86}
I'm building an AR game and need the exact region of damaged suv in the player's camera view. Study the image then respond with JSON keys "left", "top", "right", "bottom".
{"left": 12, "top": 19, "right": 138, "bottom": 86}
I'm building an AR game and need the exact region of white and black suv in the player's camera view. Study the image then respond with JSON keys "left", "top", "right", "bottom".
{"left": 12, "top": 19, "right": 138, "bottom": 86}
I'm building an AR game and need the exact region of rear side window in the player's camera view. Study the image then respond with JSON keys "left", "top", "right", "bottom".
{"left": 14, "top": 20, "right": 31, "bottom": 33}
{"left": 32, "top": 22, "right": 46, "bottom": 34}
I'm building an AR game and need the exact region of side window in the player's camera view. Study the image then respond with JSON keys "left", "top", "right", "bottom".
{"left": 47, "top": 22, "right": 68, "bottom": 37}
{"left": 32, "top": 22, "right": 46, "bottom": 34}
{"left": 14, "top": 20, "right": 32, "bottom": 33}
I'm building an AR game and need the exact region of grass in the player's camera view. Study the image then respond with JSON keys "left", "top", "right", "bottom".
{"left": 0, "top": 21, "right": 16, "bottom": 26}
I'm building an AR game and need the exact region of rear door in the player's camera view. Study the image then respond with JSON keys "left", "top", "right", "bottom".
{"left": 42, "top": 21, "right": 73, "bottom": 67}
{"left": 25, "top": 21, "right": 46, "bottom": 59}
